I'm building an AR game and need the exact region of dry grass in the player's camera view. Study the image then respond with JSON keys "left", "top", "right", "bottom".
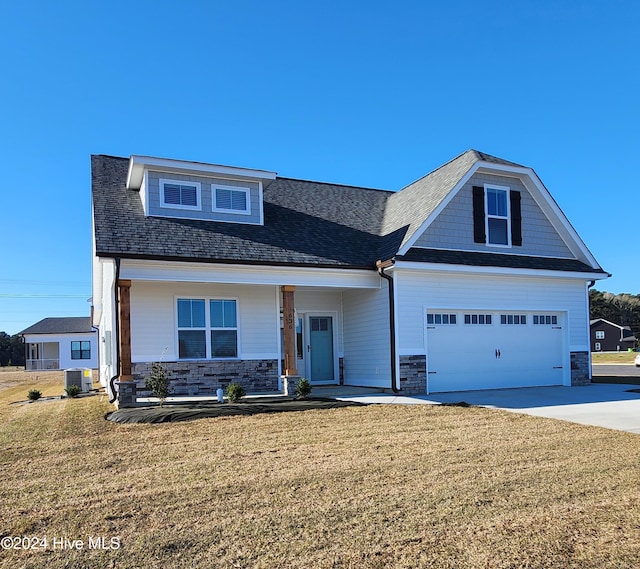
{"left": 1, "top": 370, "right": 640, "bottom": 568}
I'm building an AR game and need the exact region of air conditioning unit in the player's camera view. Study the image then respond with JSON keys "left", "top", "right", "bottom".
{"left": 64, "top": 368, "right": 93, "bottom": 393}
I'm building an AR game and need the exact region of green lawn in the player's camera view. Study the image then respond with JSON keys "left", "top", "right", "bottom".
{"left": 592, "top": 351, "right": 636, "bottom": 364}
{"left": 1, "top": 371, "right": 640, "bottom": 568}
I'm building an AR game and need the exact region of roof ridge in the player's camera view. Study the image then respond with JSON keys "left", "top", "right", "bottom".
{"left": 273, "top": 176, "right": 393, "bottom": 194}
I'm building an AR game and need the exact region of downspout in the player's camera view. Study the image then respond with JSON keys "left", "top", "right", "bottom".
{"left": 108, "top": 257, "right": 121, "bottom": 404}
{"left": 587, "top": 280, "right": 596, "bottom": 383}
{"left": 377, "top": 260, "right": 399, "bottom": 393}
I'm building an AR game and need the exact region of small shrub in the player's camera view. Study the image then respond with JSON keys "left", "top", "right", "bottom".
{"left": 27, "top": 389, "right": 42, "bottom": 401}
{"left": 65, "top": 385, "right": 82, "bottom": 398}
{"left": 295, "top": 377, "right": 312, "bottom": 399}
{"left": 225, "top": 383, "right": 246, "bottom": 403}
{"left": 145, "top": 362, "right": 172, "bottom": 405}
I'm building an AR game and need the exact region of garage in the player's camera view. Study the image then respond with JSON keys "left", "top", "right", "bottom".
{"left": 425, "top": 310, "right": 565, "bottom": 393}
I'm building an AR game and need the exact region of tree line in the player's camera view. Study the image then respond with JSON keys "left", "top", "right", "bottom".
{"left": 0, "top": 332, "right": 25, "bottom": 366}
{"left": 589, "top": 289, "right": 640, "bottom": 342}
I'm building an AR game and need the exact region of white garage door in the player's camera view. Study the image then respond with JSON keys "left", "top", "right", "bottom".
{"left": 426, "top": 311, "right": 564, "bottom": 393}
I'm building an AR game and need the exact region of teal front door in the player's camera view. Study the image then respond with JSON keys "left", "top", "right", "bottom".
{"left": 309, "top": 316, "right": 334, "bottom": 382}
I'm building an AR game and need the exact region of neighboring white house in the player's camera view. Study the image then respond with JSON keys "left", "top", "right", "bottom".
{"left": 91, "top": 150, "right": 608, "bottom": 406}
{"left": 20, "top": 317, "right": 98, "bottom": 371}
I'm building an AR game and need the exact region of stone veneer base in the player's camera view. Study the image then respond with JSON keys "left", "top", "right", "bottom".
{"left": 130, "top": 359, "right": 279, "bottom": 397}
{"left": 570, "top": 351, "right": 591, "bottom": 386}
{"left": 399, "top": 355, "right": 427, "bottom": 395}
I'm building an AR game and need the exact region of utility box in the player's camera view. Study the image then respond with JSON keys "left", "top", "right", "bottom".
{"left": 64, "top": 368, "right": 93, "bottom": 392}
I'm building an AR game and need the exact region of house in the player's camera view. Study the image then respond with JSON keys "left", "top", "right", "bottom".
{"left": 91, "top": 150, "right": 608, "bottom": 407}
{"left": 20, "top": 317, "right": 98, "bottom": 370}
{"left": 590, "top": 319, "right": 636, "bottom": 352}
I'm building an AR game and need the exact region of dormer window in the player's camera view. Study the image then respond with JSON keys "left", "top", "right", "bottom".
{"left": 485, "top": 185, "right": 510, "bottom": 246}
{"left": 212, "top": 184, "right": 250, "bottom": 214}
{"left": 160, "top": 179, "right": 201, "bottom": 210}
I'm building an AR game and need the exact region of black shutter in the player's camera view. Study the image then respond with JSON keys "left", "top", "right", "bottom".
{"left": 472, "top": 186, "right": 486, "bottom": 243}
{"left": 510, "top": 190, "right": 522, "bottom": 246}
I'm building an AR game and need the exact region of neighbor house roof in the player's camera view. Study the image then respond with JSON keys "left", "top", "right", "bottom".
{"left": 91, "top": 150, "right": 607, "bottom": 274}
{"left": 20, "top": 317, "right": 94, "bottom": 336}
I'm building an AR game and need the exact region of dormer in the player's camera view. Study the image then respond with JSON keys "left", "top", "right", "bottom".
{"left": 126, "top": 155, "right": 277, "bottom": 225}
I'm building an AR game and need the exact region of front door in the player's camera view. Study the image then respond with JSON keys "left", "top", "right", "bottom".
{"left": 308, "top": 316, "right": 335, "bottom": 383}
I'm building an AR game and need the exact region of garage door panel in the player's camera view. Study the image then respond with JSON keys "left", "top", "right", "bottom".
{"left": 426, "top": 310, "right": 564, "bottom": 393}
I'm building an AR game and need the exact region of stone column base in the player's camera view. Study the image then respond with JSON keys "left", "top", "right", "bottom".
{"left": 117, "top": 381, "right": 138, "bottom": 408}
{"left": 282, "top": 375, "right": 300, "bottom": 397}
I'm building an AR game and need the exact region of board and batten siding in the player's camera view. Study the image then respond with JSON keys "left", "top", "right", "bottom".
{"left": 342, "top": 287, "right": 391, "bottom": 388}
{"left": 145, "top": 170, "right": 263, "bottom": 224}
{"left": 129, "top": 281, "right": 279, "bottom": 362}
{"left": 395, "top": 270, "right": 590, "bottom": 353}
{"left": 414, "top": 173, "right": 574, "bottom": 258}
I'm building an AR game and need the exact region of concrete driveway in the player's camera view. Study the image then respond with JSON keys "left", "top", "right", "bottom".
{"left": 337, "top": 383, "right": 640, "bottom": 434}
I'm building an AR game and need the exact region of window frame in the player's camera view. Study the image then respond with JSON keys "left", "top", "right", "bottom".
{"left": 159, "top": 178, "right": 202, "bottom": 211}
{"left": 176, "top": 297, "right": 240, "bottom": 360}
{"left": 71, "top": 340, "right": 91, "bottom": 360}
{"left": 595, "top": 330, "right": 605, "bottom": 340}
{"left": 484, "top": 184, "right": 511, "bottom": 248}
{"left": 212, "top": 184, "right": 251, "bottom": 215}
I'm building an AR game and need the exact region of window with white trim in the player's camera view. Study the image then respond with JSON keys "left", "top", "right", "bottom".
{"left": 212, "top": 184, "right": 250, "bottom": 214}
{"left": 464, "top": 314, "right": 492, "bottom": 325}
{"left": 427, "top": 313, "right": 457, "bottom": 325}
{"left": 177, "top": 298, "right": 238, "bottom": 359}
{"left": 595, "top": 330, "right": 605, "bottom": 339}
{"left": 160, "top": 179, "right": 201, "bottom": 210}
{"left": 71, "top": 341, "right": 91, "bottom": 360}
{"left": 485, "top": 185, "right": 510, "bottom": 246}
{"left": 595, "top": 342, "right": 601, "bottom": 351}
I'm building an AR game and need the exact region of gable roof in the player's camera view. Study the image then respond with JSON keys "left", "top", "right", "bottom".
{"left": 590, "top": 318, "right": 636, "bottom": 336}
{"left": 91, "top": 151, "right": 607, "bottom": 275}
{"left": 380, "top": 150, "right": 522, "bottom": 254}
{"left": 20, "top": 317, "right": 94, "bottom": 336}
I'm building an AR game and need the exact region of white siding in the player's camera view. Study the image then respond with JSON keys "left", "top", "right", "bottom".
{"left": 98, "top": 259, "right": 116, "bottom": 387}
{"left": 129, "top": 281, "right": 279, "bottom": 362}
{"left": 342, "top": 287, "right": 391, "bottom": 388}
{"left": 23, "top": 333, "right": 98, "bottom": 370}
{"left": 396, "top": 270, "right": 590, "bottom": 354}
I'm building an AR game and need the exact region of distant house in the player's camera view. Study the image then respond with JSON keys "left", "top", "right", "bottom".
{"left": 590, "top": 319, "right": 636, "bottom": 352}
{"left": 91, "top": 150, "right": 608, "bottom": 407}
{"left": 20, "top": 317, "right": 98, "bottom": 370}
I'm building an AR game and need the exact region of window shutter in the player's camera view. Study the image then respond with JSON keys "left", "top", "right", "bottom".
{"left": 510, "top": 190, "right": 522, "bottom": 246}
{"left": 472, "top": 186, "right": 486, "bottom": 243}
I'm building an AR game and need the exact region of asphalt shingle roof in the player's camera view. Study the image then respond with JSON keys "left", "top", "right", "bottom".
{"left": 91, "top": 150, "right": 604, "bottom": 275}
{"left": 398, "top": 248, "right": 606, "bottom": 274}
{"left": 20, "top": 317, "right": 94, "bottom": 335}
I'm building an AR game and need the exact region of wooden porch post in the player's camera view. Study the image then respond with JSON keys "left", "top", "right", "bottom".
{"left": 118, "top": 279, "right": 133, "bottom": 381}
{"left": 281, "top": 285, "right": 298, "bottom": 376}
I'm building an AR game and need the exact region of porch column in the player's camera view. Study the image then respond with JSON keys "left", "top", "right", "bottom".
{"left": 117, "top": 279, "right": 135, "bottom": 407}
{"left": 281, "top": 285, "right": 298, "bottom": 376}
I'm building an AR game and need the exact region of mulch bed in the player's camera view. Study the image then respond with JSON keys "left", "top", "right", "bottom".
{"left": 106, "top": 396, "right": 366, "bottom": 424}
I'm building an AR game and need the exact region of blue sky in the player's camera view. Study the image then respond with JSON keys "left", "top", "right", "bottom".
{"left": 0, "top": 0, "right": 638, "bottom": 335}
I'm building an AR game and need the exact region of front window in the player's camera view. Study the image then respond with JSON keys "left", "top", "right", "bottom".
{"left": 485, "top": 185, "right": 510, "bottom": 246}
{"left": 71, "top": 341, "right": 91, "bottom": 360}
{"left": 595, "top": 330, "right": 605, "bottom": 339}
{"left": 177, "top": 298, "right": 238, "bottom": 359}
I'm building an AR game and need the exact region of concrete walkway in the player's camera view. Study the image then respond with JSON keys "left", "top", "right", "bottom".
{"left": 334, "top": 384, "right": 640, "bottom": 434}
